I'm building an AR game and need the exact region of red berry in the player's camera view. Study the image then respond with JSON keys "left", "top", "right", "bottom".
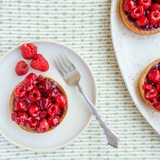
{"left": 148, "top": 24, "right": 153, "bottom": 29}
{"left": 14, "top": 112, "right": 28, "bottom": 125}
{"left": 14, "top": 100, "right": 28, "bottom": 112}
{"left": 145, "top": 88, "right": 158, "bottom": 100}
{"left": 151, "top": 3, "right": 160, "bottom": 12}
{"left": 131, "top": 6, "right": 144, "bottom": 19}
{"left": 138, "top": 0, "right": 151, "bottom": 10}
{"left": 142, "top": 83, "right": 152, "bottom": 90}
{"left": 155, "top": 104, "right": 160, "bottom": 110}
{"left": 23, "top": 94, "right": 31, "bottom": 105}
{"left": 29, "top": 89, "right": 41, "bottom": 102}
{"left": 31, "top": 54, "right": 49, "bottom": 72}
{"left": 47, "top": 104, "right": 59, "bottom": 117}
{"left": 14, "top": 85, "right": 26, "bottom": 98}
{"left": 148, "top": 69, "right": 160, "bottom": 83}
{"left": 15, "top": 61, "right": 29, "bottom": 76}
{"left": 28, "top": 104, "right": 40, "bottom": 117}
{"left": 37, "top": 75, "right": 43, "bottom": 83}
{"left": 48, "top": 88, "right": 59, "bottom": 101}
{"left": 157, "top": 83, "right": 160, "bottom": 92}
{"left": 124, "top": 0, "right": 137, "bottom": 13}
{"left": 37, "top": 79, "right": 52, "bottom": 93}
{"left": 40, "top": 111, "right": 47, "bottom": 119}
{"left": 26, "top": 117, "right": 38, "bottom": 130}
{"left": 152, "top": 95, "right": 160, "bottom": 106}
{"left": 39, "top": 97, "right": 51, "bottom": 110}
{"left": 136, "top": 15, "right": 149, "bottom": 26}
{"left": 20, "top": 43, "right": 37, "bottom": 60}
{"left": 38, "top": 119, "right": 49, "bottom": 133}
{"left": 24, "top": 73, "right": 37, "bottom": 86}
{"left": 11, "top": 112, "right": 17, "bottom": 121}
{"left": 48, "top": 116, "right": 61, "bottom": 128}
{"left": 56, "top": 94, "right": 67, "bottom": 109}
{"left": 150, "top": 11, "right": 160, "bottom": 25}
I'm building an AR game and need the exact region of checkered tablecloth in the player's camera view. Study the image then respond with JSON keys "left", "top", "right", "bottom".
{"left": 0, "top": 0, "right": 160, "bottom": 159}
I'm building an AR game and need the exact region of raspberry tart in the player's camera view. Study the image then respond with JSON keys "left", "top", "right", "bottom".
{"left": 120, "top": 0, "right": 160, "bottom": 35}
{"left": 139, "top": 59, "right": 160, "bottom": 112}
{"left": 9, "top": 73, "right": 68, "bottom": 133}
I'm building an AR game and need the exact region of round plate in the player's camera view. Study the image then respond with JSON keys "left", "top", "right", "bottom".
{"left": 0, "top": 40, "right": 97, "bottom": 151}
{"left": 111, "top": 0, "right": 160, "bottom": 134}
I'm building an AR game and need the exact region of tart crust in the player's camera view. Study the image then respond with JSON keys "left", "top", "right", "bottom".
{"left": 9, "top": 76, "right": 68, "bottom": 133}
{"left": 139, "top": 59, "right": 160, "bottom": 113}
{"left": 119, "top": 0, "right": 160, "bottom": 35}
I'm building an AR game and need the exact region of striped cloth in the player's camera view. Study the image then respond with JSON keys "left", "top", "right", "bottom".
{"left": 0, "top": 0, "right": 160, "bottom": 159}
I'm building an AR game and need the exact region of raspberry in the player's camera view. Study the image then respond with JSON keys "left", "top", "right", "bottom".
{"left": 48, "top": 116, "right": 61, "bottom": 128}
{"left": 136, "top": 15, "right": 149, "bottom": 26}
{"left": 47, "top": 104, "right": 59, "bottom": 117}
{"left": 20, "top": 43, "right": 37, "bottom": 60}
{"left": 29, "top": 89, "right": 41, "bottom": 102}
{"left": 38, "top": 119, "right": 49, "bottom": 133}
{"left": 138, "top": 0, "right": 151, "bottom": 10}
{"left": 124, "top": 0, "right": 137, "bottom": 13}
{"left": 24, "top": 73, "right": 37, "bottom": 86}
{"left": 145, "top": 88, "right": 158, "bottom": 100}
{"left": 148, "top": 69, "right": 160, "bottom": 83}
{"left": 150, "top": 11, "right": 160, "bottom": 25}
{"left": 131, "top": 6, "right": 144, "bottom": 19}
{"left": 151, "top": 3, "right": 160, "bottom": 12}
{"left": 56, "top": 94, "right": 67, "bottom": 109}
{"left": 14, "top": 85, "right": 26, "bottom": 98}
{"left": 142, "top": 83, "right": 152, "bottom": 90}
{"left": 31, "top": 54, "right": 49, "bottom": 72}
{"left": 15, "top": 61, "right": 29, "bottom": 76}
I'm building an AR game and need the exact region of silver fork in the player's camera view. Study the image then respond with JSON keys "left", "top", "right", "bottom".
{"left": 53, "top": 53, "right": 120, "bottom": 148}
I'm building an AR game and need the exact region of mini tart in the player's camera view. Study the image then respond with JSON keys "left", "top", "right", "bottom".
{"left": 119, "top": 0, "right": 160, "bottom": 35}
{"left": 139, "top": 59, "right": 160, "bottom": 112}
{"left": 9, "top": 76, "right": 68, "bottom": 133}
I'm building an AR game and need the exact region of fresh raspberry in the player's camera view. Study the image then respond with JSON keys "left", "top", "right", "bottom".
{"left": 47, "top": 104, "right": 59, "bottom": 117}
{"left": 11, "top": 112, "right": 17, "bottom": 121}
{"left": 23, "top": 93, "right": 31, "bottom": 105}
{"left": 148, "top": 24, "right": 153, "bottom": 29}
{"left": 37, "top": 75, "right": 43, "bottom": 83}
{"left": 13, "top": 112, "right": 28, "bottom": 125}
{"left": 156, "top": 83, "right": 160, "bottom": 92}
{"left": 142, "top": 83, "right": 152, "bottom": 90}
{"left": 150, "top": 11, "right": 160, "bottom": 25}
{"left": 39, "top": 97, "right": 51, "bottom": 110}
{"left": 37, "top": 79, "right": 52, "bottom": 93}
{"left": 131, "top": 6, "right": 144, "bottom": 19}
{"left": 138, "top": 0, "right": 151, "bottom": 10}
{"left": 136, "top": 15, "right": 149, "bottom": 26}
{"left": 48, "top": 116, "right": 61, "bottom": 128}
{"left": 20, "top": 43, "right": 37, "bottom": 60}
{"left": 39, "top": 111, "right": 47, "bottom": 119}
{"left": 145, "top": 88, "right": 158, "bottom": 100}
{"left": 152, "top": 95, "right": 160, "bottom": 106}
{"left": 28, "top": 104, "right": 40, "bottom": 117}
{"left": 124, "top": 0, "right": 137, "bottom": 13}
{"left": 148, "top": 69, "right": 160, "bottom": 83}
{"left": 56, "top": 94, "right": 67, "bottom": 109}
{"left": 31, "top": 54, "right": 49, "bottom": 72}
{"left": 29, "top": 89, "right": 41, "bottom": 102}
{"left": 14, "top": 100, "right": 28, "bottom": 112}
{"left": 38, "top": 119, "right": 49, "bottom": 133}
{"left": 14, "top": 85, "right": 26, "bottom": 98}
{"left": 15, "top": 61, "right": 29, "bottom": 76}
{"left": 151, "top": 3, "right": 160, "bottom": 12}
{"left": 24, "top": 73, "right": 37, "bottom": 86}
{"left": 48, "top": 88, "right": 59, "bottom": 101}
{"left": 26, "top": 117, "right": 38, "bottom": 130}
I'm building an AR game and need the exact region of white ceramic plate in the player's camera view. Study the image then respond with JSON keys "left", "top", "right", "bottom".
{"left": 0, "top": 40, "right": 97, "bottom": 151}
{"left": 111, "top": 0, "right": 160, "bottom": 134}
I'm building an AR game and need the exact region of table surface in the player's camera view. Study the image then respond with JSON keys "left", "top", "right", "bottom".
{"left": 0, "top": 0, "right": 160, "bottom": 159}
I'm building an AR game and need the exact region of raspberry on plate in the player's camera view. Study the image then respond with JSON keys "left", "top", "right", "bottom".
{"left": 9, "top": 73, "right": 68, "bottom": 133}
{"left": 15, "top": 61, "right": 29, "bottom": 76}
{"left": 31, "top": 54, "right": 49, "bottom": 72}
{"left": 20, "top": 43, "right": 37, "bottom": 60}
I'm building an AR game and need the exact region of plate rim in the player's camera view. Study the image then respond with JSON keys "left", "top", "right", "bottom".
{"left": 110, "top": 0, "right": 160, "bottom": 135}
{"left": 0, "top": 40, "right": 98, "bottom": 151}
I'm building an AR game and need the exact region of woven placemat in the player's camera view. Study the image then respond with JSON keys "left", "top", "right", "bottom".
{"left": 0, "top": 0, "right": 160, "bottom": 159}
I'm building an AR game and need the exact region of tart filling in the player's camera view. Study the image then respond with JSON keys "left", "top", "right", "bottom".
{"left": 120, "top": 0, "right": 160, "bottom": 35}
{"left": 9, "top": 73, "right": 68, "bottom": 133}
{"left": 139, "top": 59, "right": 160, "bottom": 112}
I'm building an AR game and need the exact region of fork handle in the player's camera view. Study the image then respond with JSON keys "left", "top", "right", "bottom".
{"left": 77, "top": 84, "right": 120, "bottom": 148}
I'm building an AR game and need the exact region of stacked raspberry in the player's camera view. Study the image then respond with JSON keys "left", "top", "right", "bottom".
{"left": 143, "top": 65, "right": 160, "bottom": 110}
{"left": 11, "top": 73, "right": 67, "bottom": 133}
{"left": 124, "top": 0, "right": 160, "bottom": 29}
{"left": 15, "top": 43, "right": 49, "bottom": 76}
